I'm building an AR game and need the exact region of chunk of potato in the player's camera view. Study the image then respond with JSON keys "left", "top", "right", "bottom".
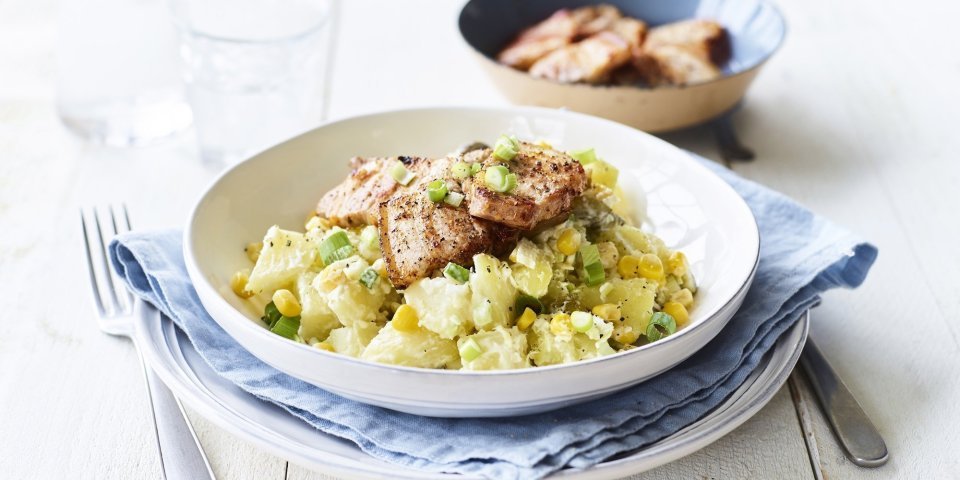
{"left": 246, "top": 226, "right": 317, "bottom": 294}
{"left": 296, "top": 272, "right": 340, "bottom": 341}
{"left": 361, "top": 323, "right": 460, "bottom": 369}
{"left": 327, "top": 321, "right": 380, "bottom": 358}
{"left": 404, "top": 277, "right": 473, "bottom": 339}
{"left": 509, "top": 239, "right": 552, "bottom": 298}
{"left": 527, "top": 315, "right": 615, "bottom": 367}
{"left": 579, "top": 277, "right": 656, "bottom": 338}
{"left": 314, "top": 257, "right": 386, "bottom": 328}
{"left": 459, "top": 326, "right": 528, "bottom": 371}
{"left": 470, "top": 254, "right": 518, "bottom": 330}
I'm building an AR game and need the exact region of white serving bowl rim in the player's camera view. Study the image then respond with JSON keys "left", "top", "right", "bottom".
{"left": 184, "top": 105, "right": 760, "bottom": 378}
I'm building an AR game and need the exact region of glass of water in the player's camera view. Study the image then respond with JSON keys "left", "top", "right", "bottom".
{"left": 170, "top": 0, "right": 332, "bottom": 164}
{"left": 57, "top": 0, "right": 192, "bottom": 146}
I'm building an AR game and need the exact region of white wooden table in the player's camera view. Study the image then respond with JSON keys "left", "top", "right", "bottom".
{"left": 2, "top": 0, "right": 958, "bottom": 478}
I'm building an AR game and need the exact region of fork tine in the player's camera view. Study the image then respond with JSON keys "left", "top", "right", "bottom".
{"left": 111, "top": 204, "right": 135, "bottom": 312}
{"left": 93, "top": 207, "right": 122, "bottom": 314}
{"left": 81, "top": 210, "right": 107, "bottom": 318}
{"left": 121, "top": 203, "right": 132, "bottom": 230}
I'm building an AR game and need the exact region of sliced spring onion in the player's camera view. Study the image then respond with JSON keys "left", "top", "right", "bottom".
{"left": 459, "top": 338, "right": 483, "bottom": 362}
{"left": 427, "top": 179, "right": 448, "bottom": 202}
{"left": 484, "top": 165, "right": 517, "bottom": 193}
{"left": 443, "top": 262, "right": 470, "bottom": 284}
{"left": 493, "top": 134, "right": 520, "bottom": 161}
{"left": 319, "top": 230, "right": 354, "bottom": 265}
{"left": 568, "top": 148, "right": 597, "bottom": 165}
{"left": 262, "top": 301, "right": 282, "bottom": 328}
{"left": 578, "top": 244, "right": 605, "bottom": 286}
{"left": 443, "top": 191, "right": 464, "bottom": 207}
{"left": 293, "top": 334, "right": 307, "bottom": 344}
{"left": 646, "top": 312, "right": 677, "bottom": 342}
{"left": 389, "top": 161, "right": 416, "bottom": 185}
{"left": 271, "top": 315, "right": 301, "bottom": 340}
{"left": 504, "top": 173, "right": 518, "bottom": 192}
{"left": 470, "top": 162, "right": 482, "bottom": 175}
{"left": 515, "top": 294, "right": 543, "bottom": 315}
{"left": 451, "top": 162, "right": 471, "bottom": 179}
{"left": 570, "top": 311, "right": 594, "bottom": 333}
{"left": 359, "top": 267, "right": 379, "bottom": 289}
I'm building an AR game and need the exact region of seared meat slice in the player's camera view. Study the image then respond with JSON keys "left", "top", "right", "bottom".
{"left": 497, "top": 36, "right": 572, "bottom": 72}
{"left": 315, "top": 157, "right": 401, "bottom": 227}
{"left": 316, "top": 155, "right": 446, "bottom": 227}
{"left": 464, "top": 143, "right": 588, "bottom": 230}
{"left": 644, "top": 19, "right": 731, "bottom": 65}
{"left": 528, "top": 31, "right": 631, "bottom": 84}
{"left": 570, "top": 4, "right": 623, "bottom": 38}
{"left": 497, "top": 9, "right": 577, "bottom": 70}
{"left": 608, "top": 17, "right": 647, "bottom": 50}
{"left": 496, "top": 4, "right": 627, "bottom": 72}
{"left": 634, "top": 44, "right": 722, "bottom": 86}
{"left": 378, "top": 192, "right": 516, "bottom": 288}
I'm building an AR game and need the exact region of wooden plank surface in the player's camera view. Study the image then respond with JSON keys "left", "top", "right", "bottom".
{"left": 2, "top": 0, "right": 958, "bottom": 477}
{"left": 714, "top": 0, "right": 960, "bottom": 477}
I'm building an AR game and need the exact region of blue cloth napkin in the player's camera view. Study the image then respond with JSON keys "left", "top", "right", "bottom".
{"left": 109, "top": 156, "right": 877, "bottom": 480}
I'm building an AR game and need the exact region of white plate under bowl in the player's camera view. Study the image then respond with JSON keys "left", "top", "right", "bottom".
{"left": 134, "top": 303, "right": 808, "bottom": 479}
{"left": 184, "top": 106, "right": 760, "bottom": 417}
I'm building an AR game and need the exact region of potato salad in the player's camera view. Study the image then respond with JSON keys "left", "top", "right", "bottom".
{"left": 230, "top": 144, "right": 696, "bottom": 370}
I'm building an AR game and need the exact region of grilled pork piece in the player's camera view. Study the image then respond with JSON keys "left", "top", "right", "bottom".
{"left": 644, "top": 19, "right": 731, "bottom": 65}
{"left": 496, "top": 4, "right": 625, "bottom": 71}
{"left": 316, "top": 155, "right": 456, "bottom": 228}
{"left": 608, "top": 17, "right": 647, "bottom": 50}
{"left": 315, "top": 157, "right": 403, "bottom": 227}
{"left": 465, "top": 142, "right": 588, "bottom": 230}
{"left": 634, "top": 44, "right": 722, "bottom": 86}
{"left": 497, "top": 10, "right": 577, "bottom": 70}
{"left": 378, "top": 192, "right": 515, "bottom": 288}
{"left": 528, "top": 31, "right": 631, "bottom": 84}
{"left": 571, "top": 4, "right": 623, "bottom": 38}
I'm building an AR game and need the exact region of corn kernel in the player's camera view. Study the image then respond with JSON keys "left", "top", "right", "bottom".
{"left": 272, "top": 289, "right": 302, "bottom": 317}
{"left": 670, "top": 288, "right": 694, "bottom": 308}
{"left": 556, "top": 228, "right": 581, "bottom": 256}
{"left": 230, "top": 269, "right": 254, "bottom": 298}
{"left": 613, "top": 327, "right": 638, "bottom": 345}
{"left": 667, "top": 251, "right": 687, "bottom": 275}
{"left": 591, "top": 303, "right": 621, "bottom": 323}
{"left": 550, "top": 313, "right": 571, "bottom": 335}
{"left": 314, "top": 342, "right": 335, "bottom": 352}
{"left": 516, "top": 308, "right": 537, "bottom": 331}
{"left": 639, "top": 253, "right": 664, "bottom": 280}
{"left": 245, "top": 242, "right": 263, "bottom": 263}
{"left": 392, "top": 304, "right": 420, "bottom": 332}
{"left": 663, "top": 302, "right": 689, "bottom": 327}
{"left": 618, "top": 255, "right": 641, "bottom": 279}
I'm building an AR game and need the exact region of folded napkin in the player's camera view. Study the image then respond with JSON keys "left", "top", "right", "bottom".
{"left": 110, "top": 155, "right": 877, "bottom": 480}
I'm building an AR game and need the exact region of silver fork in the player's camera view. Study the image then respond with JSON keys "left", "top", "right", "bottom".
{"left": 81, "top": 205, "right": 216, "bottom": 480}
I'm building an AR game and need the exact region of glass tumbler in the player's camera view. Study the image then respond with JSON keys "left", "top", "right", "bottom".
{"left": 170, "top": 0, "right": 332, "bottom": 164}
{"left": 57, "top": 0, "right": 193, "bottom": 146}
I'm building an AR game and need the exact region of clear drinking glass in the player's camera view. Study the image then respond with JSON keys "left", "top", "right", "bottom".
{"left": 57, "top": 0, "right": 193, "bottom": 146}
{"left": 170, "top": 0, "right": 332, "bottom": 164}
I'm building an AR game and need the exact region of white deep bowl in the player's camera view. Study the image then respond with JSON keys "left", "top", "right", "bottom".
{"left": 184, "top": 106, "right": 759, "bottom": 417}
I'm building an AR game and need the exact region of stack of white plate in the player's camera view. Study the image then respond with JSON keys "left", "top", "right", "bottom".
{"left": 155, "top": 107, "right": 803, "bottom": 476}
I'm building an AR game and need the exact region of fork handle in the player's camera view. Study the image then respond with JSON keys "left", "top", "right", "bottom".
{"left": 135, "top": 342, "right": 217, "bottom": 479}
{"left": 800, "top": 338, "right": 889, "bottom": 467}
